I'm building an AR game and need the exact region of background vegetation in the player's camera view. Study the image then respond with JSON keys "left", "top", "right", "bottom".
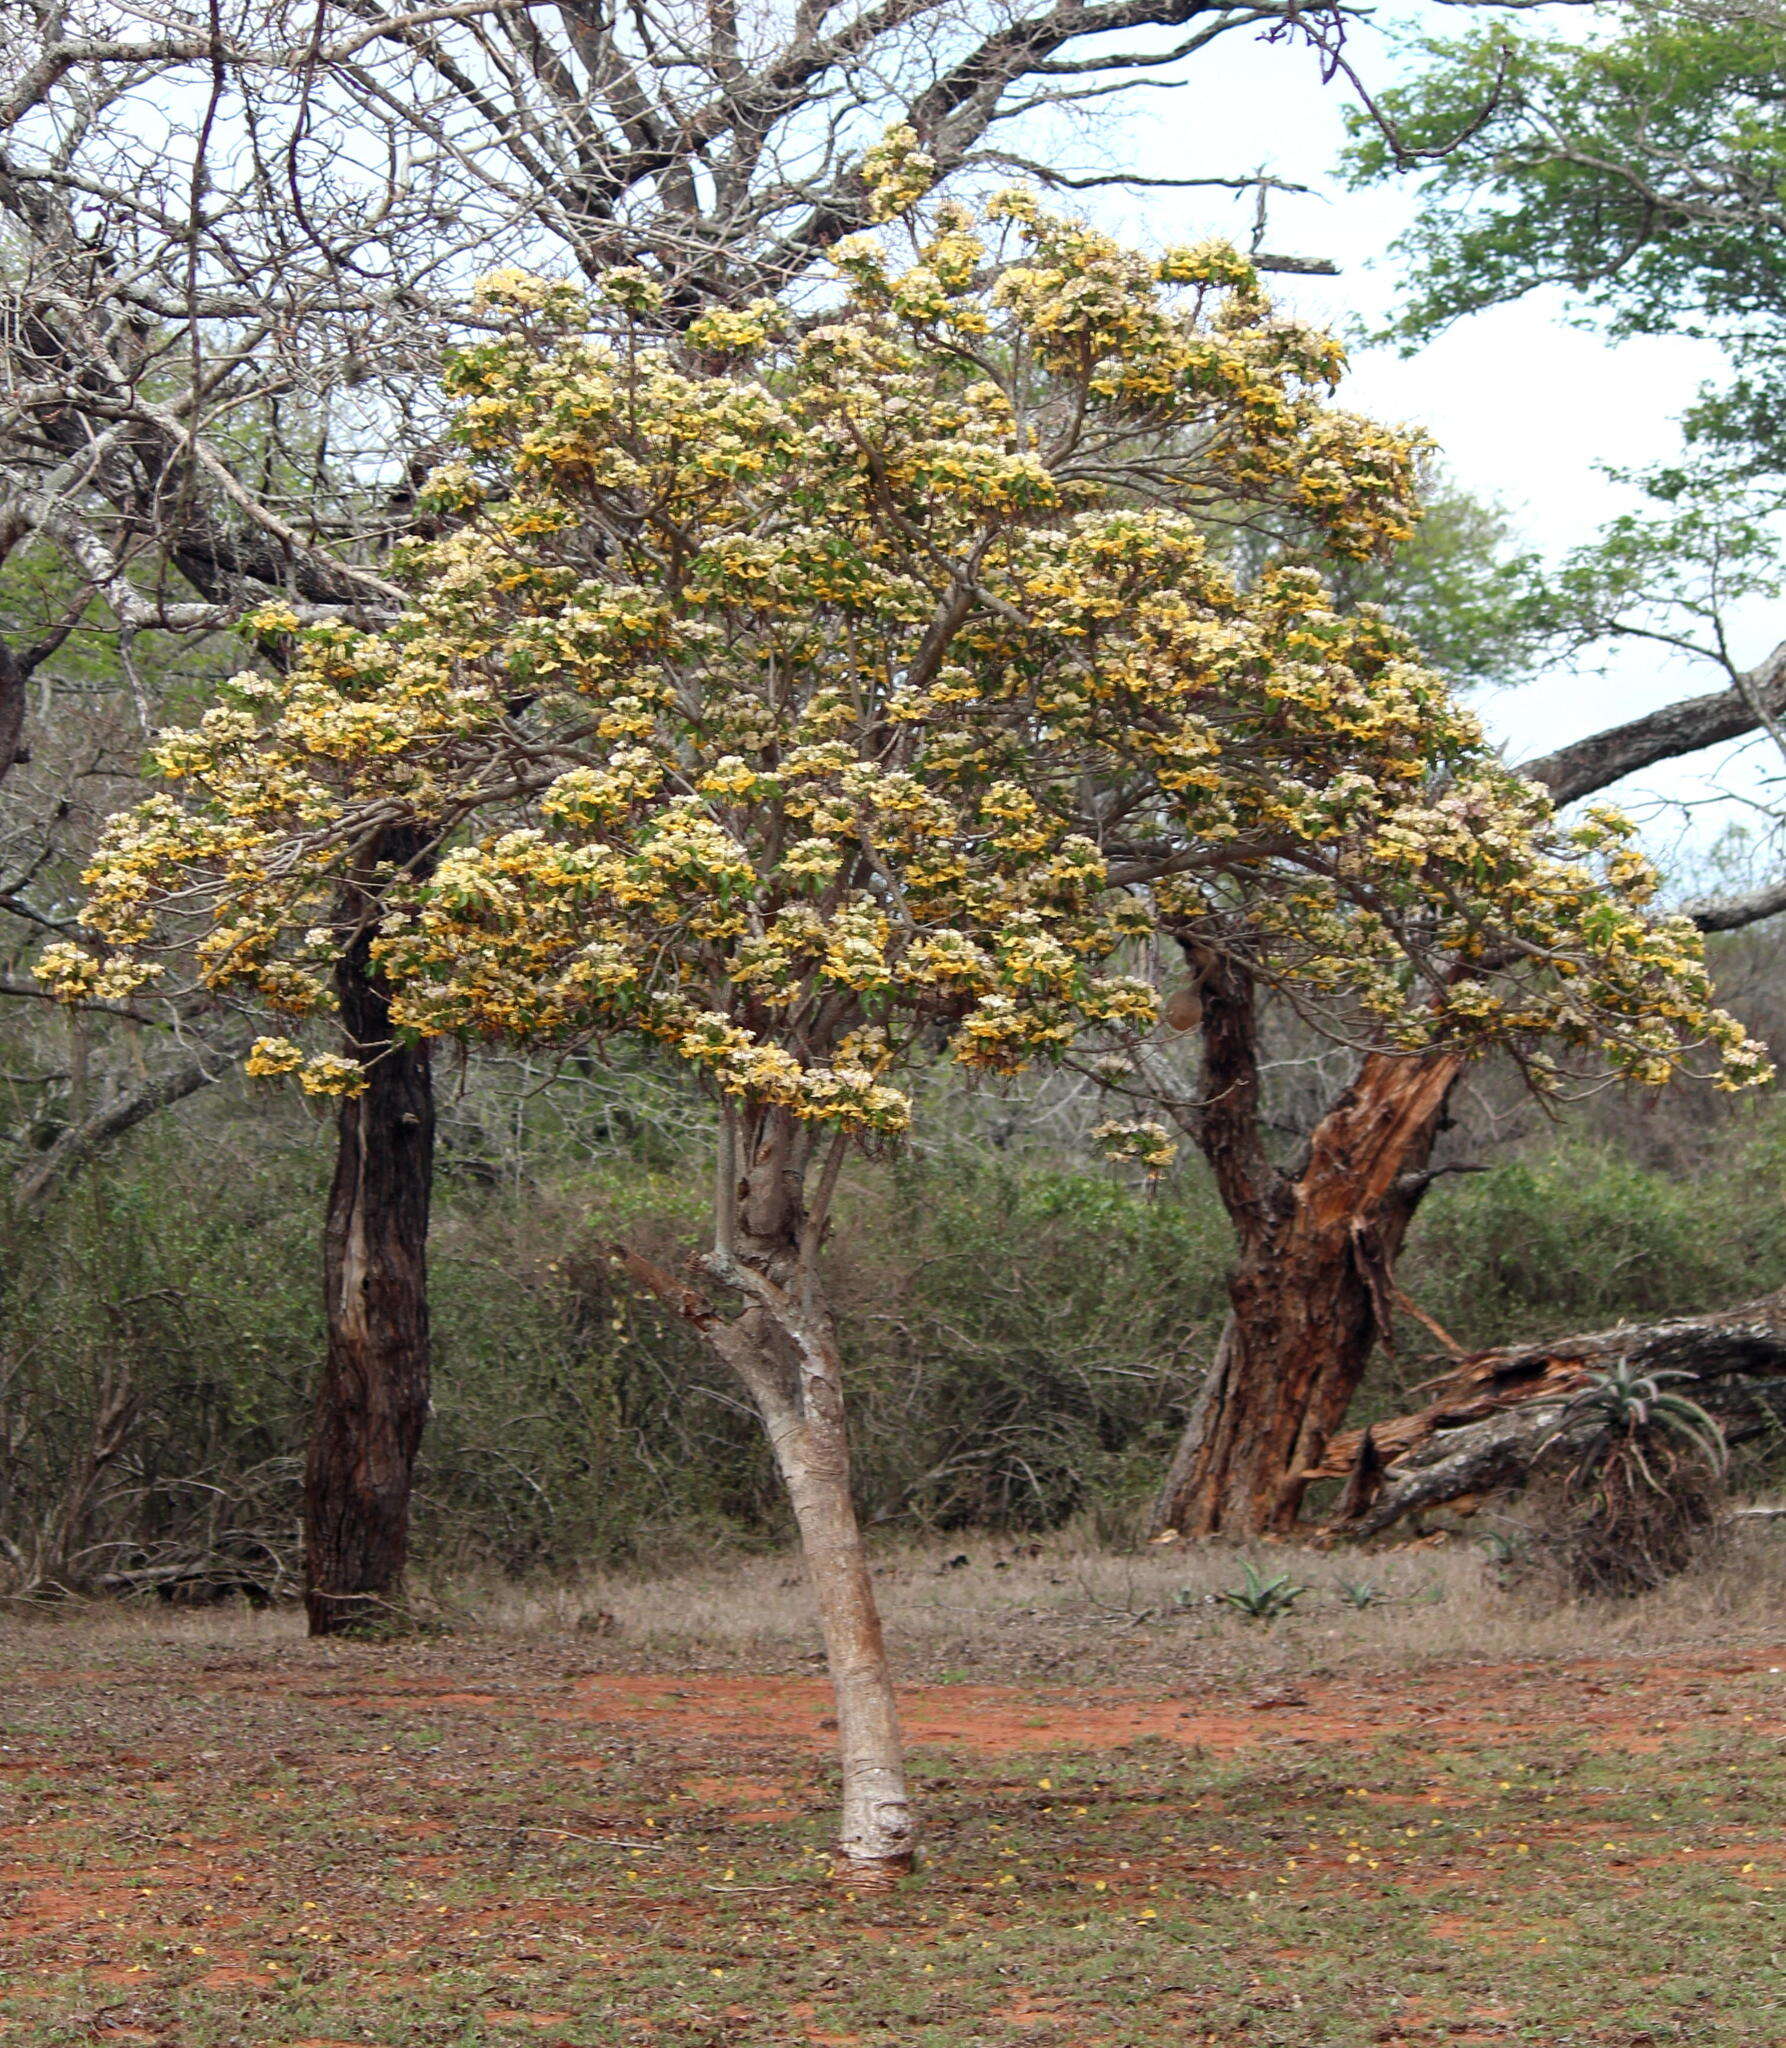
{"left": 8, "top": 1, "right": 1786, "bottom": 1606}
{"left": 10, "top": 968, "right": 1786, "bottom": 1598}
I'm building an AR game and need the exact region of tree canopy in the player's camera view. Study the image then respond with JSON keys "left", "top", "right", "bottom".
{"left": 49, "top": 153, "right": 1767, "bottom": 1121}
{"left": 24, "top": 134, "right": 1783, "bottom": 1874}
{"left": 1350, "top": 2, "right": 1786, "bottom": 477}
{"left": 1346, "top": 0, "right": 1786, "bottom": 928}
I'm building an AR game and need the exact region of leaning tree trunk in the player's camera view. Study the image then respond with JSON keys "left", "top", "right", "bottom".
{"left": 0, "top": 638, "right": 29, "bottom": 777}
{"left": 620, "top": 1105, "right": 914, "bottom": 1881}
{"left": 305, "top": 840, "right": 435, "bottom": 1636}
{"left": 760, "top": 1323, "right": 914, "bottom": 1877}
{"left": 1150, "top": 952, "right": 1463, "bottom": 1539}
{"left": 1310, "top": 1289, "right": 1786, "bottom": 1538}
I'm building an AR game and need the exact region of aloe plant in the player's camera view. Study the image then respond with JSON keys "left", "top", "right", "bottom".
{"left": 1549, "top": 1359, "right": 1727, "bottom": 1490}
{"left": 1215, "top": 1560, "right": 1308, "bottom": 1621}
{"left": 1540, "top": 1358, "right": 1728, "bottom": 1596}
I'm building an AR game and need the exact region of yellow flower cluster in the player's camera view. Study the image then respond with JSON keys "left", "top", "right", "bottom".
{"left": 1092, "top": 1119, "right": 1179, "bottom": 1176}
{"left": 33, "top": 940, "right": 160, "bottom": 1003}
{"left": 245, "top": 1036, "right": 369, "bottom": 1096}
{"left": 51, "top": 178, "right": 1765, "bottom": 1123}
{"left": 860, "top": 124, "right": 938, "bottom": 223}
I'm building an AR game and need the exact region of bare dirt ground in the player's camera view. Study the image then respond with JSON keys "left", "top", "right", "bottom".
{"left": 5, "top": 1534, "right": 1786, "bottom": 2046}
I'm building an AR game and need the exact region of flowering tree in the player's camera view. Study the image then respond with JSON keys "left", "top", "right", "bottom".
{"left": 50, "top": 153, "right": 1763, "bottom": 1875}
{"left": 0, "top": 0, "right": 1373, "bottom": 1634}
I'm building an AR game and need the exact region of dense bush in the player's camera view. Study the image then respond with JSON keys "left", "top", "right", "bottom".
{"left": 0, "top": 1123, "right": 321, "bottom": 1597}
{"left": 0, "top": 1088, "right": 1231, "bottom": 1590}
{"left": 1403, "top": 1144, "right": 1786, "bottom": 1345}
{"left": 6, "top": 1078, "right": 1786, "bottom": 1596}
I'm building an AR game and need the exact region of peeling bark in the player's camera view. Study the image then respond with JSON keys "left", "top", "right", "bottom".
{"left": 1150, "top": 953, "right": 1462, "bottom": 1538}
{"left": 1312, "top": 1292, "right": 1786, "bottom": 1538}
{"left": 1146, "top": 664, "right": 1786, "bottom": 1549}
{"left": 623, "top": 1105, "right": 914, "bottom": 1880}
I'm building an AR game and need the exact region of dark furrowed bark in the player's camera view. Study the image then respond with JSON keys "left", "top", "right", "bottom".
{"left": 0, "top": 641, "right": 28, "bottom": 778}
{"left": 305, "top": 830, "right": 435, "bottom": 1637}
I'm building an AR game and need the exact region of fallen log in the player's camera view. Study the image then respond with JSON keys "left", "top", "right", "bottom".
{"left": 1308, "top": 1291, "right": 1786, "bottom": 1538}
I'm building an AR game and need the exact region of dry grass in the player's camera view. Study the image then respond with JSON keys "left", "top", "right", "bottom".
{"left": 9, "top": 1590, "right": 1786, "bottom": 2047}
{"left": 10, "top": 1525, "right": 1786, "bottom": 2043}
{"left": 416, "top": 1512, "right": 1786, "bottom": 1687}
{"left": 12, "top": 1515, "right": 1786, "bottom": 1690}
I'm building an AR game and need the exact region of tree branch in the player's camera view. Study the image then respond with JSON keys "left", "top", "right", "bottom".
{"left": 12, "top": 1035, "right": 250, "bottom": 1210}
{"left": 1519, "top": 639, "right": 1786, "bottom": 806}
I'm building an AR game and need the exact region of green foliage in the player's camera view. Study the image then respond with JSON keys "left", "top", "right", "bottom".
{"left": 0, "top": 1124, "right": 321, "bottom": 1597}
{"left": 1398, "top": 1126, "right": 1786, "bottom": 1350}
{"left": 1500, "top": 465, "right": 1784, "bottom": 667}
{"left": 1214, "top": 1559, "right": 1308, "bottom": 1621}
{"left": 1324, "top": 470, "right": 1550, "bottom": 691}
{"left": 1217, "top": 464, "right": 1548, "bottom": 691}
{"left": 0, "top": 1092, "right": 1230, "bottom": 1590}
{"left": 1552, "top": 1360, "right": 1729, "bottom": 1486}
{"left": 8, "top": 1073, "right": 1786, "bottom": 1594}
{"left": 1351, "top": 7, "right": 1786, "bottom": 349}
{"left": 1349, "top": 4, "right": 1786, "bottom": 478}
{"left": 1345, "top": 5, "right": 1786, "bottom": 704}
{"left": 835, "top": 1156, "right": 1230, "bottom": 1532}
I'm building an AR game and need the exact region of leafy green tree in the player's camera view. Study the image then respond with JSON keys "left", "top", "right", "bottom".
{"left": 1350, "top": 2, "right": 1786, "bottom": 475}
{"left": 1345, "top": 0, "right": 1786, "bottom": 917}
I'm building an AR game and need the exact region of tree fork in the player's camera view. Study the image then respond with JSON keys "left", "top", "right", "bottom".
{"left": 1151, "top": 1020, "right": 1462, "bottom": 1539}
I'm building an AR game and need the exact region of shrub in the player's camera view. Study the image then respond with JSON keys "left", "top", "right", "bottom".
{"left": 1533, "top": 1361, "right": 1728, "bottom": 1598}
{"left": 0, "top": 1090, "right": 1231, "bottom": 1589}
{"left": 7, "top": 1073, "right": 1786, "bottom": 1597}
{"left": 1401, "top": 1133, "right": 1786, "bottom": 1349}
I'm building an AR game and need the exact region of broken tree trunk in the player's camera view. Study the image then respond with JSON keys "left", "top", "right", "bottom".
{"left": 1149, "top": 950, "right": 1463, "bottom": 1538}
{"left": 1310, "top": 1291, "right": 1786, "bottom": 1538}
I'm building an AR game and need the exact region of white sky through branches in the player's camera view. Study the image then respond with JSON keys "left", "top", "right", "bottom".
{"left": 1072, "top": 6, "right": 1782, "bottom": 884}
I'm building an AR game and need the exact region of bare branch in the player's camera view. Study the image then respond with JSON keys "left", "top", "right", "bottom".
{"left": 12, "top": 1034, "right": 251, "bottom": 1209}
{"left": 1518, "top": 640, "right": 1786, "bottom": 807}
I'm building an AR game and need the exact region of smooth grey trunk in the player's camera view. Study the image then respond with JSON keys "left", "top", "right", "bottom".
{"left": 769, "top": 1391, "right": 915, "bottom": 1876}
{"left": 624, "top": 1106, "right": 915, "bottom": 1879}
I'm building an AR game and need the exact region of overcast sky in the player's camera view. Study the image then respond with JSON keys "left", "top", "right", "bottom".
{"left": 1070, "top": 5, "right": 1782, "bottom": 880}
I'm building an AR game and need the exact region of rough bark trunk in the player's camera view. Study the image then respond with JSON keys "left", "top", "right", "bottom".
{"left": 1312, "top": 1290, "right": 1786, "bottom": 1538}
{"left": 621, "top": 1104, "right": 914, "bottom": 1880}
{"left": 1151, "top": 976, "right": 1462, "bottom": 1539}
{"left": 1143, "top": 668, "right": 1786, "bottom": 1550}
{"left": 0, "top": 640, "right": 29, "bottom": 776}
{"left": 305, "top": 848, "right": 435, "bottom": 1637}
